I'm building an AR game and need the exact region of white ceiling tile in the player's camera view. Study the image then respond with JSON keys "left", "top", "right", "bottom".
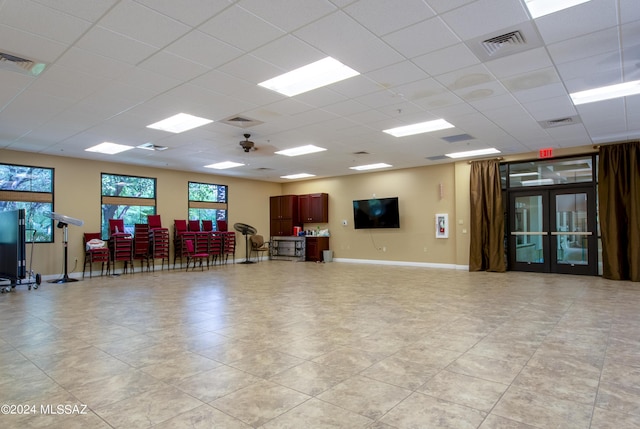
{"left": 344, "top": 0, "right": 435, "bottom": 36}
{"left": 382, "top": 17, "right": 460, "bottom": 58}
{"left": 138, "top": 51, "right": 210, "bottom": 82}
{"left": 236, "top": 0, "right": 336, "bottom": 32}
{"left": 454, "top": 80, "right": 508, "bottom": 103}
{"left": 533, "top": 0, "right": 618, "bottom": 45}
{"left": 165, "top": 31, "right": 243, "bottom": 68}
{"left": 522, "top": 96, "right": 577, "bottom": 121}
{"left": 58, "top": 47, "right": 132, "bottom": 79}
{"left": 199, "top": 5, "right": 285, "bottom": 52}
{"left": 0, "top": 0, "right": 92, "bottom": 44}
{"left": 546, "top": 27, "right": 620, "bottom": 66}
{"left": 440, "top": 0, "right": 529, "bottom": 40}
{"left": 427, "top": 0, "right": 476, "bottom": 14}
{"left": 99, "top": 0, "right": 191, "bottom": 48}
{"left": 250, "top": 35, "right": 323, "bottom": 71}
{"left": 218, "top": 55, "right": 282, "bottom": 84}
{"left": 501, "top": 67, "right": 562, "bottom": 92}
{"left": 0, "top": 24, "right": 67, "bottom": 63}
{"left": 27, "top": 63, "right": 111, "bottom": 102}
{"left": 468, "top": 92, "right": 518, "bottom": 112}
{"left": 620, "top": 0, "right": 640, "bottom": 24}
{"left": 329, "top": 75, "right": 383, "bottom": 99}
{"left": 434, "top": 64, "right": 496, "bottom": 91}
{"left": 484, "top": 48, "right": 554, "bottom": 79}
{"left": 557, "top": 52, "right": 622, "bottom": 92}
{"left": 32, "top": 0, "right": 117, "bottom": 21}
{"left": 135, "top": 0, "right": 230, "bottom": 26}
{"left": 365, "top": 61, "right": 429, "bottom": 89}
{"left": 622, "top": 20, "right": 640, "bottom": 81}
{"left": 412, "top": 43, "right": 480, "bottom": 76}
{"left": 293, "top": 11, "right": 404, "bottom": 73}
{"left": 510, "top": 81, "right": 567, "bottom": 103}
{"left": 75, "top": 26, "right": 159, "bottom": 65}
{"left": 191, "top": 70, "right": 253, "bottom": 95}
{"left": 321, "top": 99, "right": 370, "bottom": 117}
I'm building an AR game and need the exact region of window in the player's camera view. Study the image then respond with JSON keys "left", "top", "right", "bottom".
{"left": 188, "top": 181, "right": 228, "bottom": 229}
{"left": 101, "top": 173, "right": 156, "bottom": 238}
{"left": 508, "top": 156, "right": 594, "bottom": 188}
{"left": 0, "top": 163, "right": 54, "bottom": 242}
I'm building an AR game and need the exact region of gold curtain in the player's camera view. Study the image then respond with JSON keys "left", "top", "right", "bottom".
{"left": 469, "top": 159, "right": 505, "bottom": 272}
{"left": 598, "top": 142, "right": 640, "bottom": 281}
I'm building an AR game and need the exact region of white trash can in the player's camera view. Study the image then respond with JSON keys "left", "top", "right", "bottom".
{"left": 323, "top": 250, "right": 333, "bottom": 262}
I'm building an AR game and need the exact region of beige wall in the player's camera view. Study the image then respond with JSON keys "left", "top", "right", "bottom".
{"left": 1, "top": 149, "right": 282, "bottom": 277}
{"left": 282, "top": 162, "right": 470, "bottom": 267}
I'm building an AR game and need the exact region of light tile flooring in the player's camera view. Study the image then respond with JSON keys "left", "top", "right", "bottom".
{"left": 1, "top": 261, "right": 640, "bottom": 428}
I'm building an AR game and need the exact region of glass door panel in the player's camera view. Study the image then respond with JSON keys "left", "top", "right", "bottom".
{"left": 510, "top": 192, "right": 549, "bottom": 272}
{"left": 550, "top": 188, "right": 596, "bottom": 275}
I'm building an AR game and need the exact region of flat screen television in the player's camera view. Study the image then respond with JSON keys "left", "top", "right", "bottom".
{"left": 353, "top": 197, "right": 400, "bottom": 229}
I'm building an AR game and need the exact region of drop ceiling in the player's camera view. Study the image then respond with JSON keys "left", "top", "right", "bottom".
{"left": 0, "top": 0, "right": 637, "bottom": 182}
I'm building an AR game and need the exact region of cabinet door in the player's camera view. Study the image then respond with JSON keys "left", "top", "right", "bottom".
{"left": 299, "top": 193, "right": 328, "bottom": 223}
{"left": 270, "top": 219, "right": 294, "bottom": 237}
{"left": 309, "top": 194, "right": 328, "bottom": 222}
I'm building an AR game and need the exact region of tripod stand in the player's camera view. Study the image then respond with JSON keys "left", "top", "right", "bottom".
{"left": 48, "top": 221, "right": 78, "bottom": 283}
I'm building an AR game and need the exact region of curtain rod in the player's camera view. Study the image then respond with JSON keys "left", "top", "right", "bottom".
{"left": 467, "top": 157, "right": 503, "bottom": 164}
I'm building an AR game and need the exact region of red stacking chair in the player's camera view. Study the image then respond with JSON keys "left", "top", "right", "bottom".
{"left": 83, "top": 232, "right": 109, "bottom": 278}
{"left": 188, "top": 219, "right": 201, "bottom": 232}
{"left": 183, "top": 237, "right": 209, "bottom": 271}
{"left": 147, "top": 214, "right": 169, "bottom": 271}
{"left": 108, "top": 219, "right": 133, "bottom": 274}
{"left": 216, "top": 220, "right": 228, "bottom": 232}
{"left": 173, "top": 219, "right": 188, "bottom": 268}
{"left": 133, "top": 223, "right": 151, "bottom": 272}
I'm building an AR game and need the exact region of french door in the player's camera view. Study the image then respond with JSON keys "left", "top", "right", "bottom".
{"left": 509, "top": 186, "right": 597, "bottom": 275}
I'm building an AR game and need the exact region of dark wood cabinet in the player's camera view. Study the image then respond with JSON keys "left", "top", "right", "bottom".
{"left": 305, "top": 236, "right": 329, "bottom": 262}
{"left": 270, "top": 195, "right": 298, "bottom": 236}
{"left": 299, "top": 193, "right": 328, "bottom": 223}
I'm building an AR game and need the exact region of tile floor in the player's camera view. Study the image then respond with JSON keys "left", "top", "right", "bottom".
{"left": 1, "top": 261, "right": 640, "bottom": 428}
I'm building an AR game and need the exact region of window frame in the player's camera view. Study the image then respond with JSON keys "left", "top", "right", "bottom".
{"left": 101, "top": 173, "right": 157, "bottom": 238}
{"left": 187, "top": 181, "right": 228, "bottom": 229}
{"left": 0, "top": 162, "right": 55, "bottom": 243}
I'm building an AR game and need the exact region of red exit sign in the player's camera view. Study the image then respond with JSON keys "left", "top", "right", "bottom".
{"left": 539, "top": 147, "right": 554, "bottom": 159}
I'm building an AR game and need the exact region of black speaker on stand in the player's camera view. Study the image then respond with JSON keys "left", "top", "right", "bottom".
{"left": 44, "top": 212, "right": 84, "bottom": 283}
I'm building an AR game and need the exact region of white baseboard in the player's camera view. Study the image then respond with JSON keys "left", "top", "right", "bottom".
{"left": 333, "top": 258, "right": 468, "bottom": 270}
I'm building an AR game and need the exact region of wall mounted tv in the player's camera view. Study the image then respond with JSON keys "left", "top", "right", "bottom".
{"left": 353, "top": 197, "right": 400, "bottom": 229}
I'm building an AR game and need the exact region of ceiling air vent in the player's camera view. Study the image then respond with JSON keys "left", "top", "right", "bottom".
{"left": 426, "top": 155, "right": 448, "bottom": 161}
{"left": 538, "top": 115, "right": 582, "bottom": 129}
{"left": 442, "top": 134, "right": 475, "bottom": 143}
{"left": 221, "top": 115, "right": 264, "bottom": 128}
{"left": 137, "top": 143, "right": 168, "bottom": 151}
{"left": 482, "top": 31, "right": 525, "bottom": 56}
{"left": 465, "top": 21, "right": 543, "bottom": 61}
{"left": 0, "top": 51, "right": 47, "bottom": 76}
{"left": 352, "top": 151, "right": 370, "bottom": 155}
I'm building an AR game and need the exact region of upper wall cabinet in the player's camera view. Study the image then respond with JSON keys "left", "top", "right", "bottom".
{"left": 299, "top": 193, "right": 328, "bottom": 223}
{"left": 270, "top": 195, "right": 298, "bottom": 236}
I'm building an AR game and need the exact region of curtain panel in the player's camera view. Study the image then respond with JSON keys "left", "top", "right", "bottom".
{"left": 469, "top": 159, "right": 505, "bottom": 272}
{"left": 598, "top": 142, "right": 640, "bottom": 282}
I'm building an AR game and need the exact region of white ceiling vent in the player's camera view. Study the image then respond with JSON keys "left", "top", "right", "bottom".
{"left": 482, "top": 31, "right": 526, "bottom": 56}
{"left": 466, "top": 21, "right": 543, "bottom": 62}
{"left": 221, "top": 115, "right": 264, "bottom": 128}
{"left": 137, "top": 143, "right": 168, "bottom": 151}
{"left": 0, "top": 51, "right": 46, "bottom": 76}
{"left": 538, "top": 115, "right": 582, "bottom": 129}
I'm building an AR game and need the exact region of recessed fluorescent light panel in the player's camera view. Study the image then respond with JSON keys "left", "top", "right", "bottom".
{"left": 85, "top": 142, "right": 134, "bottom": 155}
{"left": 570, "top": 80, "right": 640, "bottom": 105}
{"left": 258, "top": 57, "right": 360, "bottom": 97}
{"left": 445, "top": 148, "right": 501, "bottom": 159}
{"left": 147, "top": 113, "right": 213, "bottom": 133}
{"left": 204, "top": 161, "right": 245, "bottom": 170}
{"left": 275, "top": 145, "right": 327, "bottom": 157}
{"left": 349, "top": 163, "right": 392, "bottom": 171}
{"left": 383, "top": 119, "right": 455, "bottom": 137}
{"left": 281, "top": 173, "right": 316, "bottom": 180}
{"left": 525, "top": 0, "right": 591, "bottom": 18}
